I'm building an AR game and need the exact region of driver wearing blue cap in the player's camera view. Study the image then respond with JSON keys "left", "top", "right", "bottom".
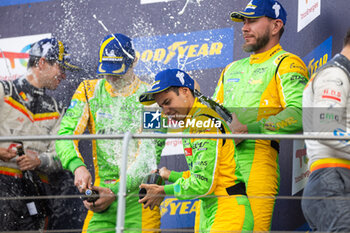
{"left": 56, "top": 33, "right": 161, "bottom": 233}
{"left": 230, "top": 0, "right": 287, "bottom": 25}
{"left": 213, "top": 0, "right": 309, "bottom": 231}
{"left": 139, "top": 68, "right": 254, "bottom": 232}
{"left": 0, "top": 37, "right": 80, "bottom": 231}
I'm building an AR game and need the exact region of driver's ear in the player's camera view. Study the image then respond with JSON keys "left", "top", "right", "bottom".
{"left": 38, "top": 57, "right": 46, "bottom": 69}
{"left": 179, "top": 87, "right": 191, "bottom": 96}
{"left": 272, "top": 19, "right": 283, "bottom": 36}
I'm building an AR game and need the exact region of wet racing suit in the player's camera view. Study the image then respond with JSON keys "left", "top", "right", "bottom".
{"left": 302, "top": 53, "right": 350, "bottom": 232}
{"left": 56, "top": 77, "right": 161, "bottom": 233}
{"left": 0, "top": 77, "right": 84, "bottom": 231}
{"left": 213, "top": 44, "right": 309, "bottom": 231}
{"left": 163, "top": 98, "right": 254, "bottom": 232}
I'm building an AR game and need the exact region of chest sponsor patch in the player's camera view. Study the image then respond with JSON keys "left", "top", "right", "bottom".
{"left": 226, "top": 78, "right": 240, "bottom": 82}
{"left": 68, "top": 100, "right": 77, "bottom": 109}
{"left": 96, "top": 112, "right": 113, "bottom": 120}
{"left": 19, "top": 92, "right": 28, "bottom": 101}
{"left": 248, "top": 78, "right": 263, "bottom": 85}
{"left": 253, "top": 67, "right": 267, "bottom": 74}
{"left": 184, "top": 148, "right": 193, "bottom": 156}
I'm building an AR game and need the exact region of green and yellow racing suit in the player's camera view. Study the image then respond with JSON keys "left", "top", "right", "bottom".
{"left": 213, "top": 44, "right": 308, "bottom": 231}
{"left": 56, "top": 77, "right": 160, "bottom": 233}
{"left": 163, "top": 98, "right": 254, "bottom": 232}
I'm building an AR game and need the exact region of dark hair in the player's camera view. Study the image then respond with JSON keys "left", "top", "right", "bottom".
{"left": 27, "top": 56, "right": 57, "bottom": 69}
{"left": 279, "top": 26, "right": 285, "bottom": 39}
{"left": 344, "top": 28, "right": 350, "bottom": 47}
{"left": 164, "top": 86, "right": 194, "bottom": 97}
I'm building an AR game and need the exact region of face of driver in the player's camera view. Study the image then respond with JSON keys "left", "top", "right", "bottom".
{"left": 154, "top": 87, "right": 193, "bottom": 121}
{"left": 38, "top": 58, "right": 66, "bottom": 90}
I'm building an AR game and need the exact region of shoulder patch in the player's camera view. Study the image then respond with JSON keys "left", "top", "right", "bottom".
{"left": 196, "top": 113, "right": 227, "bottom": 146}
{"left": 273, "top": 53, "right": 290, "bottom": 66}
{"left": 81, "top": 79, "right": 99, "bottom": 101}
{"left": 278, "top": 55, "right": 308, "bottom": 78}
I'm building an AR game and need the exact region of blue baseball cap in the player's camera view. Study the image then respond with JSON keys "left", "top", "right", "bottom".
{"left": 29, "top": 38, "right": 79, "bottom": 70}
{"left": 231, "top": 0, "right": 287, "bottom": 25}
{"left": 139, "top": 69, "right": 194, "bottom": 105}
{"left": 97, "top": 33, "right": 135, "bottom": 76}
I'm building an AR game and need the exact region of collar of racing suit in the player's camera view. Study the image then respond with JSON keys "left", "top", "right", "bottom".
{"left": 249, "top": 43, "right": 283, "bottom": 64}
{"left": 104, "top": 75, "right": 141, "bottom": 97}
{"left": 327, "top": 53, "right": 350, "bottom": 77}
{"left": 18, "top": 76, "right": 45, "bottom": 97}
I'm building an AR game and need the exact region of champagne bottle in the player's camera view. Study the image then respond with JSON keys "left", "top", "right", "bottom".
{"left": 194, "top": 89, "right": 232, "bottom": 123}
{"left": 139, "top": 170, "right": 165, "bottom": 201}
{"left": 83, "top": 189, "right": 100, "bottom": 203}
{"left": 16, "top": 142, "right": 44, "bottom": 227}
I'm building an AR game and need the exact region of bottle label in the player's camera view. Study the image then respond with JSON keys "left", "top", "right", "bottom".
{"left": 26, "top": 201, "right": 38, "bottom": 216}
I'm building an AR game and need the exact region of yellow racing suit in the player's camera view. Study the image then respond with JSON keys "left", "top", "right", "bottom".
{"left": 163, "top": 98, "right": 254, "bottom": 232}
{"left": 56, "top": 77, "right": 160, "bottom": 233}
{"left": 213, "top": 44, "right": 309, "bottom": 231}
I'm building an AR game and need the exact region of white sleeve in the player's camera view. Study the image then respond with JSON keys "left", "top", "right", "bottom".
{"left": 311, "top": 67, "right": 350, "bottom": 152}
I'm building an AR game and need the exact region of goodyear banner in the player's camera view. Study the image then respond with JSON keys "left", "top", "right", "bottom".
{"left": 133, "top": 27, "right": 234, "bottom": 76}
{"left": 303, "top": 36, "right": 332, "bottom": 77}
{"left": 160, "top": 197, "right": 199, "bottom": 229}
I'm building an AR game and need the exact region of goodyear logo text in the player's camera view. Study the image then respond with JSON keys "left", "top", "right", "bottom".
{"left": 303, "top": 36, "right": 332, "bottom": 77}
{"left": 160, "top": 198, "right": 198, "bottom": 229}
{"left": 133, "top": 28, "right": 234, "bottom": 75}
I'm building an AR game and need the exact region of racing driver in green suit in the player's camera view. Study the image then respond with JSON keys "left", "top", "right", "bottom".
{"left": 212, "top": 0, "right": 309, "bottom": 231}
{"left": 55, "top": 33, "right": 161, "bottom": 233}
{"left": 139, "top": 68, "right": 254, "bottom": 232}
